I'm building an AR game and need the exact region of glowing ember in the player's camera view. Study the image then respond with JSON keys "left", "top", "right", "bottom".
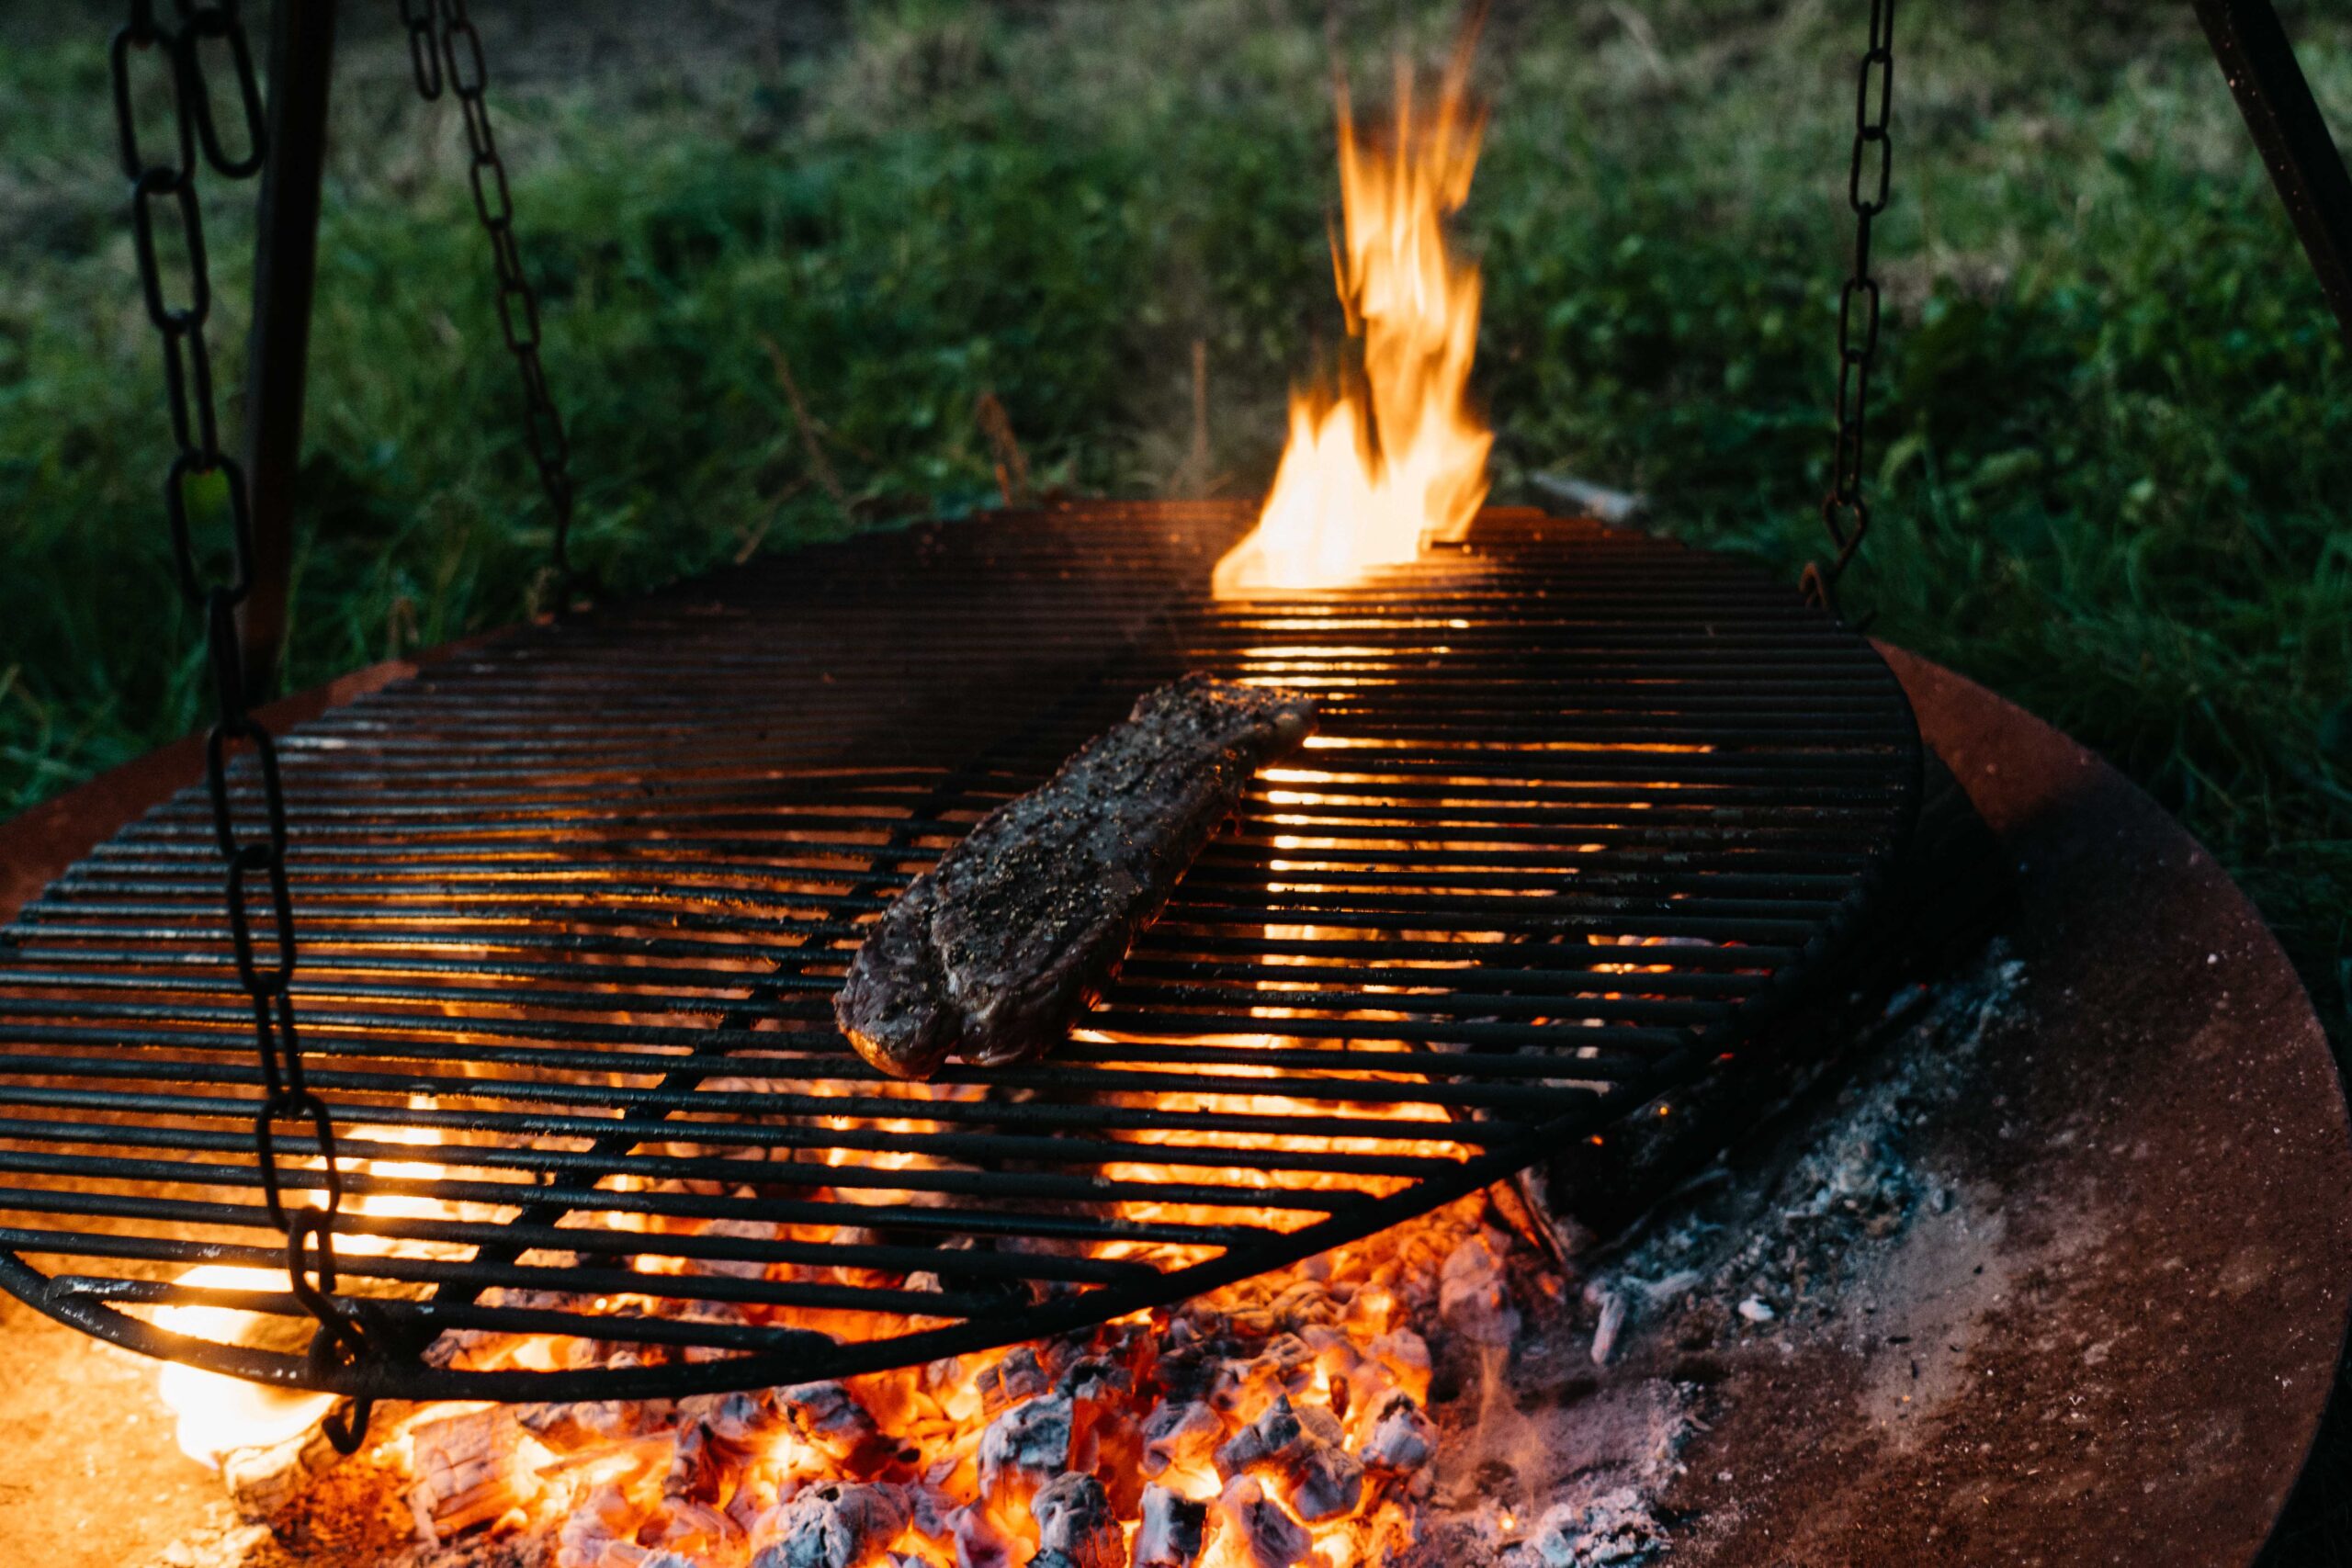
{"left": 1214, "top": 12, "right": 1493, "bottom": 599}
{"left": 380, "top": 1201, "right": 1494, "bottom": 1568}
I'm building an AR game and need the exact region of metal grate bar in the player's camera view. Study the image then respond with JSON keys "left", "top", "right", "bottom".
{"left": 0, "top": 504, "right": 1917, "bottom": 1400}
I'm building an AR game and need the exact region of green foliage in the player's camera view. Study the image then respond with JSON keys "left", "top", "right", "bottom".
{"left": 2, "top": 0, "right": 2346, "bottom": 1037}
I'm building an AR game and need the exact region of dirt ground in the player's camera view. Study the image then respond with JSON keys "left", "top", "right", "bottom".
{"left": 0, "top": 1293, "right": 232, "bottom": 1568}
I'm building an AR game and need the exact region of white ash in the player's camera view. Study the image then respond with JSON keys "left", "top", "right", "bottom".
{"left": 1583, "top": 944, "right": 2026, "bottom": 1345}
{"left": 977, "top": 1388, "right": 1075, "bottom": 1505}
{"left": 1527, "top": 1486, "right": 1665, "bottom": 1566}
{"left": 1464, "top": 942, "right": 2030, "bottom": 1567}
{"left": 775, "top": 1382, "right": 894, "bottom": 1473}
{"left": 1211, "top": 1474, "right": 1313, "bottom": 1568}
{"left": 1379, "top": 942, "right": 2030, "bottom": 1568}
{"left": 1139, "top": 1398, "right": 1221, "bottom": 1478}
{"left": 1133, "top": 1483, "right": 1209, "bottom": 1568}
{"left": 746, "top": 1481, "right": 910, "bottom": 1568}
{"left": 1358, "top": 1392, "right": 1436, "bottom": 1475}
{"left": 1213, "top": 1393, "right": 1364, "bottom": 1523}
{"left": 1030, "top": 1472, "right": 1122, "bottom": 1568}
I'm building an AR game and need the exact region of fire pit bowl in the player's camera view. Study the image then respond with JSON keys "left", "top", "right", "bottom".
{"left": 0, "top": 526, "right": 2341, "bottom": 1565}
{"left": 1623, "top": 648, "right": 2352, "bottom": 1567}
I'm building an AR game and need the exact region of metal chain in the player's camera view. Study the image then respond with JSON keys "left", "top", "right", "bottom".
{"left": 401, "top": 0, "right": 584, "bottom": 606}
{"left": 1804, "top": 0, "right": 1895, "bottom": 615}
{"left": 111, "top": 0, "right": 379, "bottom": 1446}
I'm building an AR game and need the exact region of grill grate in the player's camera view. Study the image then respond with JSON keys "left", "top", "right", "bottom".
{"left": 0, "top": 503, "right": 1918, "bottom": 1400}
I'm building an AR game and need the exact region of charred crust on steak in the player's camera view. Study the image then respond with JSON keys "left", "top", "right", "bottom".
{"left": 833, "top": 674, "right": 1317, "bottom": 1079}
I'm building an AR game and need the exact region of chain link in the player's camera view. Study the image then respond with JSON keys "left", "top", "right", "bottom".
{"left": 112, "top": 0, "right": 375, "bottom": 1435}
{"left": 402, "top": 0, "right": 583, "bottom": 605}
{"left": 395, "top": 0, "right": 443, "bottom": 100}
{"left": 1804, "top": 0, "right": 1895, "bottom": 615}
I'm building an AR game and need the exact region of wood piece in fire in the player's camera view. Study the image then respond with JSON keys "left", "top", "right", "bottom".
{"left": 748, "top": 1482, "right": 911, "bottom": 1568}
{"left": 777, "top": 1381, "right": 896, "bottom": 1474}
{"left": 1140, "top": 1399, "right": 1222, "bottom": 1480}
{"left": 978, "top": 1391, "right": 1076, "bottom": 1507}
{"left": 977, "top": 1345, "right": 1057, "bottom": 1415}
{"left": 411, "top": 1406, "right": 537, "bottom": 1542}
{"left": 666, "top": 1420, "right": 725, "bottom": 1504}
{"left": 1212, "top": 1474, "right": 1314, "bottom": 1568}
{"left": 674, "top": 1385, "right": 789, "bottom": 1446}
{"left": 834, "top": 674, "right": 1317, "bottom": 1079}
{"left": 220, "top": 1419, "right": 342, "bottom": 1523}
{"left": 1214, "top": 1393, "right": 1363, "bottom": 1523}
{"left": 1358, "top": 1392, "right": 1437, "bottom": 1476}
{"left": 1134, "top": 1483, "right": 1210, "bottom": 1568}
{"left": 1031, "top": 1472, "right": 1124, "bottom": 1568}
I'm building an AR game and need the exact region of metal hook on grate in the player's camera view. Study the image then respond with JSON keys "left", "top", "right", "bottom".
{"left": 400, "top": 0, "right": 590, "bottom": 613}
{"left": 111, "top": 0, "right": 383, "bottom": 1441}
{"left": 1804, "top": 0, "right": 1896, "bottom": 621}
{"left": 288, "top": 1213, "right": 382, "bottom": 1453}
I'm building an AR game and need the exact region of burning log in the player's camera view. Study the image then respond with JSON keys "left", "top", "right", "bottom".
{"left": 1213, "top": 1394, "right": 1363, "bottom": 1524}
{"left": 779, "top": 1382, "right": 898, "bottom": 1474}
{"left": 834, "top": 674, "right": 1317, "bottom": 1079}
{"left": 1030, "top": 1472, "right": 1123, "bottom": 1568}
{"left": 684, "top": 1385, "right": 791, "bottom": 1445}
{"left": 1297, "top": 1324, "right": 1383, "bottom": 1424}
{"left": 1134, "top": 1483, "right": 1210, "bottom": 1568}
{"left": 1270, "top": 1280, "right": 1340, "bottom": 1333}
{"left": 1055, "top": 1353, "right": 1136, "bottom": 1406}
{"left": 650, "top": 1496, "right": 744, "bottom": 1560}
{"left": 946, "top": 1501, "right": 1023, "bottom": 1568}
{"left": 557, "top": 1482, "right": 645, "bottom": 1568}
{"left": 1210, "top": 1475, "right": 1314, "bottom": 1568}
{"left": 1207, "top": 1334, "right": 1315, "bottom": 1417}
{"left": 219, "top": 1418, "right": 343, "bottom": 1522}
{"left": 1140, "top": 1399, "right": 1222, "bottom": 1479}
{"left": 1357, "top": 1393, "right": 1436, "bottom": 1477}
{"left": 1366, "top": 1328, "right": 1431, "bottom": 1404}
{"left": 1437, "top": 1231, "right": 1521, "bottom": 1348}
{"left": 748, "top": 1482, "right": 912, "bottom": 1568}
{"left": 665, "top": 1421, "right": 725, "bottom": 1504}
{"left": 1058, "top": 1347, "right": 1148, "bottom": 1513}
{"left": 976, "top": 1345, "right": 1057, "bottom": 1415}
{"left": 977, "top": 1393, "right": 1076, "bottom": 1506}
{"left": 410, "top": 1405, "right": 539, "bottom": 1543}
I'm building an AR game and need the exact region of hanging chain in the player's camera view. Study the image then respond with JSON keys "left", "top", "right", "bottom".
{"left": 112, "top": 0, "right": 379, "bottom": 1442}
{"left": 1804, "top": 0, "right": 1895, "bottom": 615}
{"left": 401, "top": 0, "right": 584, "bottom": 607}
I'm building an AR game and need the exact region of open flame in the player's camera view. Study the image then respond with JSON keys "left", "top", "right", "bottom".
{"left": 1213, "top": 13, "right": 1492, "bottom": 599}
{"left": 153, "top": 1265, "right": 340, "bottom": 1470}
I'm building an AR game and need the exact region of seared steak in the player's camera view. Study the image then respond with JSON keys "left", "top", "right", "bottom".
{"left": 835, "top": 674, "right": 1317, "bottom": 1079}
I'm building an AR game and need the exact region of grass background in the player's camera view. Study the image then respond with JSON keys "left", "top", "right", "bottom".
{"left": 2, "top": 0, "right": 2348, "bottom": 1553}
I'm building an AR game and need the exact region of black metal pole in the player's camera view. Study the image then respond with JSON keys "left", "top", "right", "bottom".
{"left": 238, "top": 0, "right": 337, "bottom": 697}
{"left": 2192, "top": 0, "right": 2352, "bottom": 352}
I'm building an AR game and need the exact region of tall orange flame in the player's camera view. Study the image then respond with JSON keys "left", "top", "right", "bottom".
{"left": 1214, "top": 14, "right": 1492, "bottom": 598}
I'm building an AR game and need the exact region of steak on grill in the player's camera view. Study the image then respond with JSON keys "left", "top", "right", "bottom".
{"left": 835, "top": 673, "right": 1317, "bottom": 1079}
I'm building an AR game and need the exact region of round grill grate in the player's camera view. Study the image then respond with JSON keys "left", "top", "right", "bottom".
{"left": 0, "top": 504, "right": 1918, "bottom": 1400}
